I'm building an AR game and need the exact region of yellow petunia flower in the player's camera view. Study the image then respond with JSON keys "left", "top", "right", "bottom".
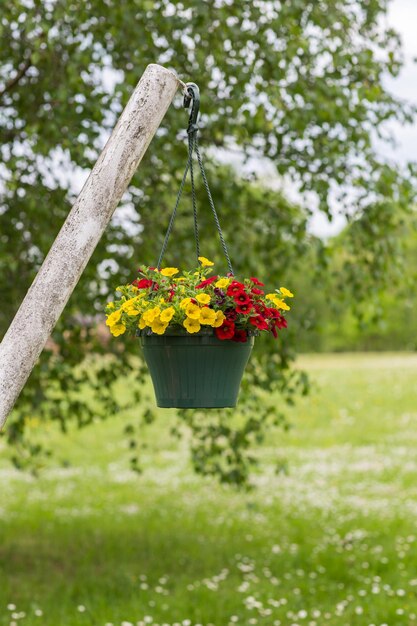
{"left": 274, "top": 299, "right": 290, "bottom": 311}
{"left": 180, "top": 297, "right": 192, "bottom": 309}
{"left": 122, "top": 298, "right": 140, "bottom": 316}
{"left": 199, "top": 307, "right": 217, "bottom": 326}
{"left": 151, "top": 316, "right": 168, "bottom": 335}
{"left": 106, "top": 301, "right": 116, "bottom": 310}
{"left": 138, "top": 315, "right": 147, "bottom": 329}
{"left": 266, "top": 293, "right": 277, "bottom": 302}
{"left": 198, "top": 256, "right": 214, "bottom": 267}
{"left": 160, "top": 267, "right": 179, "bottom": 277}
{"left": 196, "top": 293, "right": 211, "bottom": 305}
{"left": 215, "top": 278, "right": 230, "bottom": 289}
{"left": 143, "top": 306, "right": 161, "bottom": 323}
{"left": 185, "top": 302, "right": 201, "bottom": 320}
{"left": 110, "top": 322, "right": 126, "bottom": 337}
{"left": 160, "top": 306, "right": 175, "bottom": 323}
{"left": 183, "top": 317, "right": 201, "bottom": 333}
{"left": 106, "top": 309, "right": 122, "bottom": 327}
{"left": 280, "top": 287, "right": 294, "bottom": 298}
{"left": 212, "top": 310, "right": 226, "bottom": 328}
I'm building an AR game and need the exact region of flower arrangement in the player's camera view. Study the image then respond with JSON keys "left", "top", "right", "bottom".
{"left": 105, "top": 256, "right": 293, "bottom": 342}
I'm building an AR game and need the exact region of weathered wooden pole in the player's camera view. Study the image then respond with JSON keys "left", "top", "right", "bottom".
{"left": 0, "top": 63, "right": 182, "bottom": 428}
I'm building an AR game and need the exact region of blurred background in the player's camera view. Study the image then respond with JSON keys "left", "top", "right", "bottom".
{"left": 1, "top": 1, "right": 417, "bottom": 625}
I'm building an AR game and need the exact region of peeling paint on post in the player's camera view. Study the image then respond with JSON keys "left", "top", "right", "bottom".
{"left": 0, "top": 63, "right": 182, "bottom": 428}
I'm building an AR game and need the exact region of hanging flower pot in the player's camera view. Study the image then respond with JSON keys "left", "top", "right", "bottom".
{"left": 104, "top": 83, "right": 293, "bottom": 408}
{"left": 139, "top": 331, "right": 255, "bottom": 408}
{"left": 105, "top": 261, "right": 293, "bottom": 408}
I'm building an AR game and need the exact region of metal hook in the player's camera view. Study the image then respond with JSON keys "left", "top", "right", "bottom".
{"left": 183, "top": 82, "right": 200, "bottom": 136}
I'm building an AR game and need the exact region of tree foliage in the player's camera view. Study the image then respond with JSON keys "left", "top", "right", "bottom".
{"left": 0, "top": 0, "right": 415, "bottom": 483}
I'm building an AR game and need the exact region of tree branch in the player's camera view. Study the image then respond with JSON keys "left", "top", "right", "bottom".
{"left": 0, "top": 56, "right": 32, "bottom": 99}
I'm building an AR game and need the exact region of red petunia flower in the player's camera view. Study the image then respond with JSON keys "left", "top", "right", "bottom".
{"left": 196, "top": 276, "right": 218, "bottom": 289}
{"left": 254, "top": 302, "right": 267, "bottom": 315}
{"left": 227, "top": 281, "right": 245, "bottom": 296}
{"left": 233, "top": 291, "right": 251, "bottom": 305}
{"left": 251, "top": 287, "right": 264, "bottom": 296}
{"left": 250, "top": 315, "right": 269, "bottom": 330}
{"left": 236, "top": 301, "right": 253, "bottom": 315}
{"left": 266, "top": 307, "right": 287, "bottom": 329}
{"left": 275, "top": 316, "right": 287, "bottom": 329}
{"left": 133, "top": 278, "right": 153, "bottom": 289}
{"left": 249, "top": 277, "right": 264, "bottom": 286}
{"left": 266, "top": 307, "right": 280, "bottom": 319}
{"left": 232, "top": 329, "right": 248, "bottom": 343}
{"left": 215, "top": 320, "right": 235, "bottom": 340}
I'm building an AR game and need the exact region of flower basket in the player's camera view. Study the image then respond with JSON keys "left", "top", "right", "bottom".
{"left": 104, "top": 83, "right": 293, "bottom": 409}
{"left": 140, "top": 331, "right": 254, "bottom": 408}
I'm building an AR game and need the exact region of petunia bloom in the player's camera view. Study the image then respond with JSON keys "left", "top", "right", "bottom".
{"left": 133, "top": 278, "right": 153, "bottom": 289}
{"left": 212, "top": 310, "right": 226, "bottom": 327}
{"left": 227, "top": 281, "right": 245, "bottom": 296}
{"left": 160, "top": 307, "right": 175, "bottom": 323}
{"left": 250, "top": 277, "right": 264, "bottom": 286}
{"left": 200, "top": 307, "right": 217, "bottom": 326}
{"left": 232, "top": 329, "right": 247, "bottom": 342}
{"left": 236, "top": 301, "right": 253, "bottom": 315}
{"left": 160, "top": 267, "right": 179, "bottom": 277}
{"left": 215, "top": 320, "right": 235, "bottom": 340}
{"left": 250, "top": 315, "right": 269, "bottom": 331}
{"left": 225, "top": 307, "right": 237, "bottom": 321}
{"left": 110, "top": 322, "right": 126, "bottom": 337}
{"left": 196, "top": 276, "right": 218, "bottom": 289}
{"left": 106, "top": 309, "right": 122, "bottom": 327}
{"left": 183, "top": 317, "right": 201, "bottom": 333}
{"left": 215, "top": 277, "right": 230, "bottom": 289}
{"left": 151, "top": 317, "right": 168, "bottom": 335}
{"left": 233, "top": 291, "right": 251, "bottom": 306}
{"left": 185, "top": 302, "right": 201, "bottom": 320}
{"left": 198, "top": 256, "right": 214, "bottom": 267}
{"left": 196, "top": 293, "right": 211, "bottom": 305}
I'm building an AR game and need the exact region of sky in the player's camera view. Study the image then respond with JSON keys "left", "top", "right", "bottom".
{"left": 384, "top": 0, "right": 417, "bottom": 163}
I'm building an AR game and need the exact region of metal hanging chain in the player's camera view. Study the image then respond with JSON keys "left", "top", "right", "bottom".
{"left": 188, "top": 132, "right": 200, "bottom": 261}
{"left": 157, "top": 82, "right": 234, "bottom": 275}
{"left": 156, "top": 146, "right": 192, "bottom": 271}
{"left": 194, "top": 136, "right": 233, "bottom": 275}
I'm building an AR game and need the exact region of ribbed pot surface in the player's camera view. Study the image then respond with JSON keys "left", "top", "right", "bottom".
{"left": 139, "top": 333, "right": 254, "bottom": 408}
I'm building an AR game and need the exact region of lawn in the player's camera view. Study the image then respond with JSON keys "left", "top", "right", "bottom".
{"left": 1, "top": 353, "right": 417, "bottom": 626}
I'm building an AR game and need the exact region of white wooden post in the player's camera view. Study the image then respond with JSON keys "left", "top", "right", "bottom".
{"left": 0, "top": 63, "right": 182, "bottom": 428}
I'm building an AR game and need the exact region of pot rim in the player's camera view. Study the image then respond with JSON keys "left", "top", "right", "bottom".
{"left": 137, "top": 328, "right": 259, "bottom": 338}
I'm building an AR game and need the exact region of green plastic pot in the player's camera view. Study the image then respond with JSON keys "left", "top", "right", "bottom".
{"left": 139, "top": 332, "right": 254, "bottom": 408}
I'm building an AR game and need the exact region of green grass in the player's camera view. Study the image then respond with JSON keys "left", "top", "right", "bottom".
{"left": 2, "top": 353, "right": 417, "bottom": 626}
